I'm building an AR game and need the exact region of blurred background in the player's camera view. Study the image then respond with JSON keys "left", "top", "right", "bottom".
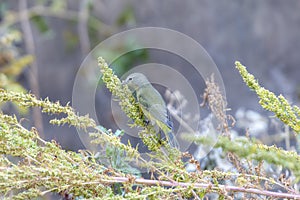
{"left": 1, "top": 0, "right": 300, "bottom": 152}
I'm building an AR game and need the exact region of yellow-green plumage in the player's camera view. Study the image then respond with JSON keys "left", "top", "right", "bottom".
{"left": 123, "top": 73, "right": 178, "bottom": 148}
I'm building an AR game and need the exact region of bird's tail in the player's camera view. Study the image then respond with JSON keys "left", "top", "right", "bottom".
{"left": 165, "top": 130, "right": 179, "bottom": 149}
{"left": 157, "top": 124, "right": 179, "bottom": 149}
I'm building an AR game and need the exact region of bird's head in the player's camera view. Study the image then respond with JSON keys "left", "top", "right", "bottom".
{"left": 123, "top": 73, "right": 150, "bottom": 92}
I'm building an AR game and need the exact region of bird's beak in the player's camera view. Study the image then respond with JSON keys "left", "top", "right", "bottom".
{"left": 121, "top": 80, "right": 127, "bottom": 86}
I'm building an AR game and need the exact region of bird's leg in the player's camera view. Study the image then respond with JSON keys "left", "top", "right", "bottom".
{"left": 143, "top": 119, "right": 150, "bottom": 126}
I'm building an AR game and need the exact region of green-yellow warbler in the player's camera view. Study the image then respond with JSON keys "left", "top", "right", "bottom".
{"left": 123, "top": 72, "right": 179, "bottom": 148}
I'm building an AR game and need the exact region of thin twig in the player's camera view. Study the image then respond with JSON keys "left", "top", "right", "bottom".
{"left": 168, "top": 106, "right": 195, "bottom": 134}
{"left": 18, "top": 0, "right": 44, "bottom": 136}
{"left": 191, "top": 189, "right": 201, "bottom": 200}
{"left": 78, "top": 0, "right": 91, "bottom": 56}
{"left": 284, "top": 125, "right": 290, "bottom": 150}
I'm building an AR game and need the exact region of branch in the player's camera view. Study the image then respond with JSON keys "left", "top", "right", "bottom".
{"left": 3, "top": 5, "right": 116, "bottom": 36}
{"left": 94, "top": 176, "right": 300, "bottom": 199}
{"left": 78, "top": 0, "right": 91, "bottom": 56}
{"left": 235, "top": 61, "right": 300, "bottom": 133}
{"left": 18, "top": 0, "right": 44, "bottom": 135}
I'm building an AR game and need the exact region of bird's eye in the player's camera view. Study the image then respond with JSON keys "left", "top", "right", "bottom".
{"left": 128, "top": 77, "right": 133, "bottom": 81}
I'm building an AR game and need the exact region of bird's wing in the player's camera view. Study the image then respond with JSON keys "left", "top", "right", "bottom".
{"left": 137, "top": 86, "right": 172, "bottom": 132}
{"left": 137, "top": 85, "right": 179, "bottom": 148}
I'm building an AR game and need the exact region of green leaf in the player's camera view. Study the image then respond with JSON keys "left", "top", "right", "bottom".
{"left": 116, "top": 5, "right": 136, "bottom": 26}
{"left": 30, "top": 15, "right": 49, "bottom": 34}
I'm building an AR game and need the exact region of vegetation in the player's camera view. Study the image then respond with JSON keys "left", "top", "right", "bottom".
{"left": 1, "top": 1, "right": 299, "bottom": 199}
{"left": 0, "top": 58, "right": 299, "bottom": 199}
